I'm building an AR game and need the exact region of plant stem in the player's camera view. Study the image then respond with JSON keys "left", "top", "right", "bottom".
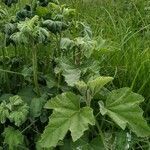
{"left": 86, "top": 89, "right": 91, "bottom": 107}
{"left": 2, "top": 35, "right": 10, "bottom": 92}
{"left": 32, "top": 45, "right": 40, "bottom": 97}
{"left": 95, "top": 119, "right": 107, "bottom": 150}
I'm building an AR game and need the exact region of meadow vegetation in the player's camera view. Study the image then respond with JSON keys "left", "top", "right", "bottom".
{"left": 0, "top": 0, "right": 150, "bottom": 149}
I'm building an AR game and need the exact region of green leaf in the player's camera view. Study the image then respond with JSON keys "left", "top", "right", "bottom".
{"left": 0, "top": 95, "right": 29, "bottom": 126}
{"left": 63, "top": 68, "right": 81, "bottom": 87}
{"left": 72, "top": 136, "right": 104, "bottom": 150}
{"left": 8, "top": 95, "right": 29, "bottom": 127}
{"left": 74, "top": 37, "right": 96, "bottom": 58}
{"left": 0, "top": 94, "right": 13, "bottom": 103}
{"left": 2, "top": 126, "right": 24, "bottom": 150}
{"left": 57, "top": 58, "right": 81, "bottom": 86}
{"left": 42, "top": 20, "right": 68, "bottom": 34}
{"left": 60, "top": 38, "right": 74, "bottom": 51}
{"left": 30, "top": 96, "right": 47, "bottom": 118}
{"left": 39, "top": 92, "right": 95, "bottom": 148}
{"left": 99, "top": 87, "right": 150, "bottom": 137}
{"left": 36, "top": 6, "right": 49, "bottom": 17}
{"left": 45, "top": 73, "right": 58, "bottom": 89}
{"left": 75, "top": 81, "right": 87, "bottom": 96}
{"left": 61, "top": 136, "right": 105, "bottom": 150}
{"left": 0, "top": 101, "right": 9, "bottom": 124}
{"left": 87, "top": 76, "right": 113, "bottom": 96}
{"left": 18, "top": 86, "right": 36, "bottom": 104}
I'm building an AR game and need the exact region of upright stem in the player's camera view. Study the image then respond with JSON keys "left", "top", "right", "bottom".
{"left": 32, "top": 45, "right": 40, "bottom": 97}
{"left": 2, "top": 35, "right": 10, "bottom": 92}
{"left": 86, "top": 89, "right": 91, "bottom": 107}
{"left": 95, "top": 120, "right": 107, "bottom": 150}
{"left": 84, "top": 90, "right": 106, "bottom": 149}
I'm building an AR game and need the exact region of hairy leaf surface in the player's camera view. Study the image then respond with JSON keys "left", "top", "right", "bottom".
{"left": 87, "top": 76, "right": 113, "bottom": 97}
{"left": 99, "top": 88, "right": 150, "bottom": 137}
{"left": 39, "top": 92, "right": 95, "bottom": 148}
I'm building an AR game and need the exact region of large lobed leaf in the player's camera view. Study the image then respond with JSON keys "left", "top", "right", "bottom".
{"left": 39, "top": 92, "right": 95, "bottom": 148}
{"left": 99, "top": 87, "right": 150, "bottom": 137}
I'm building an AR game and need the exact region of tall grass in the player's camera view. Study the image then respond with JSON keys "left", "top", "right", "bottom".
{"left": 63, "top": 0, "right": 150, "bottom": 110}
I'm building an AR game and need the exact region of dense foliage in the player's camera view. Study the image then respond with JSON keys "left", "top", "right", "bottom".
{"left": 0, "top": 0, "right": 150, "bottom": 149}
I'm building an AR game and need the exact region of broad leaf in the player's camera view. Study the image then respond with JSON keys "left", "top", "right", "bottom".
{"left": 62, "top": 68, "right": 81, "bottom": 87}
{"left": 39, "top": 92, "right": 95, "bottom": 148}
{"left": 2, "top": 126, "right": 24, "bottom": 150}
{"left": 56, "top": 58, "right": 81, "bottom": 86}
{"left": 42, "top": 20, "right": 68, "bottom": 34}
{"left": 99, "top": 88, "right": 150, "bottom": 137}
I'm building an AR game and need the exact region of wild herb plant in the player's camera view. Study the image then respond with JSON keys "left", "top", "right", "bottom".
{"left": 0, "top": 0, "right": 150, "bottom": 149}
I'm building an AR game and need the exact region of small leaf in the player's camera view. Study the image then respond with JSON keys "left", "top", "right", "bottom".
{"left": 87, "top": 76, "right": 113, "bottom": 96}
{"left": 8, "top": 95, "right": 29, "bottom": 126}
{"left": 0, "top": 101, "right": 9, "bottom": 124}
{"left": 30, "top": 96, "right": 47, "bottom": 118}
{"left": 9, "top": 104, "right": 29, "bottom": 127}
{"left": 60, "top": 38, "right": 74, "bottom": 51}
{"left": 36, "top": 6, "right": 49, "bottom": 17}
{"left": 57, "top": 58, "right": 81, "bottom": 86}
{"left": 63, "top": 68, "right": 81, "bottom": 87}
{"left": 39, "top": 92, "right": 95, "bottom": 148}
{"left": 18, "top": 86, "right": 36, "bottom": 104}
{"left": 99, "top": 87, "right": 150, "bottom": 137}
{"left": 45, "top": 74, "right": 57, "bottom": 89}
{"left": 2, "top": 126, "right": 24, "bottom": 149}
{"left": 75, "top": 81, "right": 87, "bottom": 96}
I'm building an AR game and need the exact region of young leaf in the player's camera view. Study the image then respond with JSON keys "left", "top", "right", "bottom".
{"left": 30, "top": 96, "right": 47, "bottom": 118}
{"left": 8, "top": 95, "right": 29, "bottom": 126}
{"left": 39, "top": 92, "right": 95, "bottom": 148}
{"left": 87, "top": 76, "right": 113, "bottom": 97}
{"left": 99, "top": 87, "right": 150, "bottom": 137}
{"left": 75, "top": 81, "right": 87, "bottom": 96}
{"left": 2, "top": 126, "right": 24, "bottom": 149}
{"left": 0, "top": 101, "right": 9, "bottom": 124}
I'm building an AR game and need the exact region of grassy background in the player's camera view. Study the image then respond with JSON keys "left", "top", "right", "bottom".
{"left": 63, "top": 0, "right": 150, "bottom": 118}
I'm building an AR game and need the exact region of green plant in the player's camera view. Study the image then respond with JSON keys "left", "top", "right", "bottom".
{"left": 0, "top": 0, "right": 149, "bottom": 149}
